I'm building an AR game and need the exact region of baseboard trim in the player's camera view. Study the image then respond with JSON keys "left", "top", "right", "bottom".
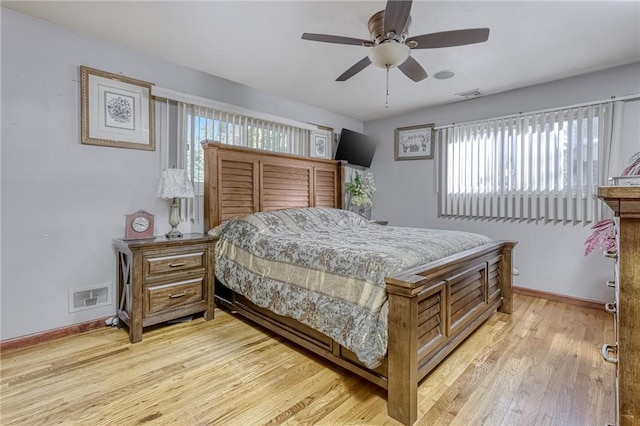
{"left": 513, "top": 286, "right": 604, "bottom": 311}
{"left": 0, "top": 288, "right": 604, "bottom": 351}
{"left": 0, "top": 317, "right": 111, "bottom": 352}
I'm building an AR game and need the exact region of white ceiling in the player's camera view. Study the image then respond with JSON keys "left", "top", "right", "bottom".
{"left": 3, "top": 1, "right": 640, "bottom": 122}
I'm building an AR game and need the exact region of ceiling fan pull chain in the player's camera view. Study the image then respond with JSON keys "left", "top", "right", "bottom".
{"left": 385, "top": 65, "right": 390, "bottom": 108}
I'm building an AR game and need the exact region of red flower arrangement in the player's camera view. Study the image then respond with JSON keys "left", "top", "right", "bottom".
{"left": 584, "top": 219, "right": 616, "bottom": 256}
{"left": 584, "top": 151, "right": 640, "bottom": 256}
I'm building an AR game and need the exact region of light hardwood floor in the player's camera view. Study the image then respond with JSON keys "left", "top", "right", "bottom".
{"left": 1, "top": 294, "right": 614, "bottom": 425}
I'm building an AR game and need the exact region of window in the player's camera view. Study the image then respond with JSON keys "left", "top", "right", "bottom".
{"left": 179, "top": 104, "right": 311, "bottom": 190}
{"left": 438, "top": 103, "right": 612, "bottom": 224}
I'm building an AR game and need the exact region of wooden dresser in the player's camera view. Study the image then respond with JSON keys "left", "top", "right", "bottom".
{"left": 113, "top": 233, "right": 217, "bottom": 343}
{"left": 598, "top": 186, "right": 640, "bottom": 426}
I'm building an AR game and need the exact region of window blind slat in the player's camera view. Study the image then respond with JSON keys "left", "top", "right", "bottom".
{"left": 548, "top": 112, "right": 562, "bottom": 221}
{"left": 543, "top": 112, "right": 551, "bottom": 220}
{"left": 440, "top": 129, "right": 449, "bottom": 216}
{"left": 492, "top": 121, "right": 498, "bottom": 217}
{"left": 530, "top": 113, "right": 538, "bottom": 220}
{"left": 586, "top": 106, "right": 595, "bottom": 223}
{"left": 471, "top": 123, "right": 476, "bottom": 217}
{"left": 506, "top": 119, "right": 514, "bottom": 219}
{"left": 575, "top": 107, "right": 585, "bottom": 223}
{"left": 498, "top": 120, "right": 505, "bottom": 218}
{"left": 481, "top": 121, "right": 488, "bottom": 217}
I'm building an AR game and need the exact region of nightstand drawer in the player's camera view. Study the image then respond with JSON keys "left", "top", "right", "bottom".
{"left": 145, "top": 250, "right": 206, "bottom": 278}
{"left": 146, "top": 277, "right": 205, "bottom": 315}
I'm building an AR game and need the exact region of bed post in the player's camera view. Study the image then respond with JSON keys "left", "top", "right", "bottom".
{"left": 337, "top": 160, "right": 347, "bottom": 209}
{"left": 202, "top": 141, "right": 220, "bottom": 231}
{"left": 498, "top": 241, "right": 517, "bottom": 314}
{"left": 385, "top": 274, "right": 427, "bottom": 425}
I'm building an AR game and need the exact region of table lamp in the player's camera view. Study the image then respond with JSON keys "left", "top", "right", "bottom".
{"left": 157, "top": 169, "right": 195, "bottom": 238}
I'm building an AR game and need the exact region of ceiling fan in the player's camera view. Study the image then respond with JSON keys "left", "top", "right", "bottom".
{"left": 301, "top": 0, "right": 490, "bottom": 84}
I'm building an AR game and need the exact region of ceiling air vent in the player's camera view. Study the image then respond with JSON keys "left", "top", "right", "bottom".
{"left": 455, "top": 89, "right": 483, "bottom": 99}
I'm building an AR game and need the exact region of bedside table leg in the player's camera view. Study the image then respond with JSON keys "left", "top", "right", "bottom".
{"left": 204, "top": 250, "right": 215, "bottom": 321}
{"left": 130, "top": 326, "right": 142, "bottom": 343}
{"left": 130, "top": 253, "right": 144, "bottom": 343}
{"left": 204, "top": 284, "right": 215, "bottom": 321}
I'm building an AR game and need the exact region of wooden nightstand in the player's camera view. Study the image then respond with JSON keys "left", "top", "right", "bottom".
{"left": 113, "top": 233, "right": 217, "bottom": 343}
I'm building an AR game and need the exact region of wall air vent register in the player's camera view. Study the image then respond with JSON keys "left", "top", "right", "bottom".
{"left": 68, "top": 283, "right": 111, "bottom": 313}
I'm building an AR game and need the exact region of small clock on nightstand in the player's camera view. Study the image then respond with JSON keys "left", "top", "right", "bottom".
{"left": 124, "top": 210, "right": 155, "bottom": 240}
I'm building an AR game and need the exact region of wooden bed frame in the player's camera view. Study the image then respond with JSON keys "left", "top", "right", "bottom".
{"left": 203, "top": 142, "right": 516, "bottom": 425}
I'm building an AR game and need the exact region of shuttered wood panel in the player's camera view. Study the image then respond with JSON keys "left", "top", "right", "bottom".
{"left": 262, "top": 164, "right": 311, "bottom": 211}
{"left": 220, "top": 160, "right": 256, "bottom": 221}
{"left": 315, "top": 169, "right": 337, "bottom": 208}
{"left": 487, "top": 256, "right": 502, "bottom": 304}
{"left": 448, "top": 264, "right": 487, "bottom": 334}
{"left": 202, "top": 142, "right": 344, "bottom": 230}
{"left": 416, "top": 292, "right": 444, "bottom": 352}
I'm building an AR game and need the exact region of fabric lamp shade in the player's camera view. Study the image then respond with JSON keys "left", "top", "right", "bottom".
{"left": 157, "top": 169, "right": 194, "bottom": 239}
{"left": 157, "top": 169, "right": 195, "bottom": 200}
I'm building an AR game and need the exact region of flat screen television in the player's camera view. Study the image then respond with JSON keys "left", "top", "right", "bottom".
{"left": 333, "top": 128, "right": 377, "bottom": 168}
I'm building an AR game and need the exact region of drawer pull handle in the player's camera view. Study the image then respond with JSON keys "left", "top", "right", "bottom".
{"left": 604, "top": 250, "right": 618, "bottom": 260}
{"left": 602, "top": 344, "right": 618, "bottom": 364}
{"left": 169, "top": 292, "right": 188, "bottom": 299}
{"left": 169, "top": 262, "right": 187, "bottom": 268}
{"left": 606, "top": 280, "right": 616, "bottom": 288}
{"left": 604, "top": 302, "right": 617, "bottom": 314}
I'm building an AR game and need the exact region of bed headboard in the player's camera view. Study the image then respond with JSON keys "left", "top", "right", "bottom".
{"left": 202, "top": 142, "right": 346, "bottom": 230}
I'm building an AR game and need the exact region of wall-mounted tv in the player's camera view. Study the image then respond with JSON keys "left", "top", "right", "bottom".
{"left": 333, "top": 128, "right": 378, "bottom": 168}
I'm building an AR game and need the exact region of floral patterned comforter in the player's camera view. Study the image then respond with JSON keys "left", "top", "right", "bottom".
{"left": 211, "top": 208, "right": 492, "bottom": 369}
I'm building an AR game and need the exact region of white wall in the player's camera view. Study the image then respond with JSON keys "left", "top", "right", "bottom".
{"left": 0, "top": 10, "right": 362, "bottom": 340}
{"left": 366, "top": 62, "right": 640, "bottom": 303}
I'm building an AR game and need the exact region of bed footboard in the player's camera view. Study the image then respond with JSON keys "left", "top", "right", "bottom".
{"left": 385, "top": 240, "right": 516, "bottom": 425}
{"left": 216, "top": 240, "right": 515, "bottom": 426}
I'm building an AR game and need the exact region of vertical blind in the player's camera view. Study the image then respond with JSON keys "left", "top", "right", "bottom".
{"left": 438, "top": 102, "right": 612, "bottom": 224}
{"left": 176, "top": 102, "right": 311, "bottom": 222}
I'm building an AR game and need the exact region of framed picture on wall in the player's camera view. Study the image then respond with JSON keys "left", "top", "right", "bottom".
{"left": 80, "top": 66, "right": 156, "bottom": 151}
{"left": 311, "top": 127, "right": 332, "bottom": 159}
{"left": 394, "top": 123, "right": 435, "bottom": 160}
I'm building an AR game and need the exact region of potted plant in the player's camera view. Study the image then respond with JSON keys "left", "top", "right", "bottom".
{"left": 345, "top": 171, "right": 376, "bottom": 217}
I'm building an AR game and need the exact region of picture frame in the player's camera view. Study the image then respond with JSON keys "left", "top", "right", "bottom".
{"left": 81, "top": 66, "right": 155, "bottom": 151}
{"left": 394, "top": 123, "right": 435, "bottom": 160}
{"left": 311, "top": 128, "right": 332, "bottom": 159}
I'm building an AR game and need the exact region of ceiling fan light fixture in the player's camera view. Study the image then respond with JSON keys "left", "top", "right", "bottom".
{"left": 367, "top": 42, "right": 410, "bottom": 68}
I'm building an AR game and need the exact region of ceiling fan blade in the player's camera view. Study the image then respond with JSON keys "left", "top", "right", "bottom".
{"left": 302, "top": 33, "right": 370, "bottom": 46}
{"left": 407, "top": 28, "right": 490, "bottom": 49}
{"left": 383, "top": 0, "right": 413, "bottom": 36}
{"left": 336, "top": 57, "right": 372, "bottom": 81}
{"left": 398, "top": 56, "right": 428, "bottom": 82}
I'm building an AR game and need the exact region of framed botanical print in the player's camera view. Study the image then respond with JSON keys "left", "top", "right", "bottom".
{"left": 394, "top": 123, "right": 435, "bottom": 160}
{"left": 80, "top": 66, "right": 155, "bottom": 150}
{"left": 311, "top": 127, "right": 332, "bottom": 159}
